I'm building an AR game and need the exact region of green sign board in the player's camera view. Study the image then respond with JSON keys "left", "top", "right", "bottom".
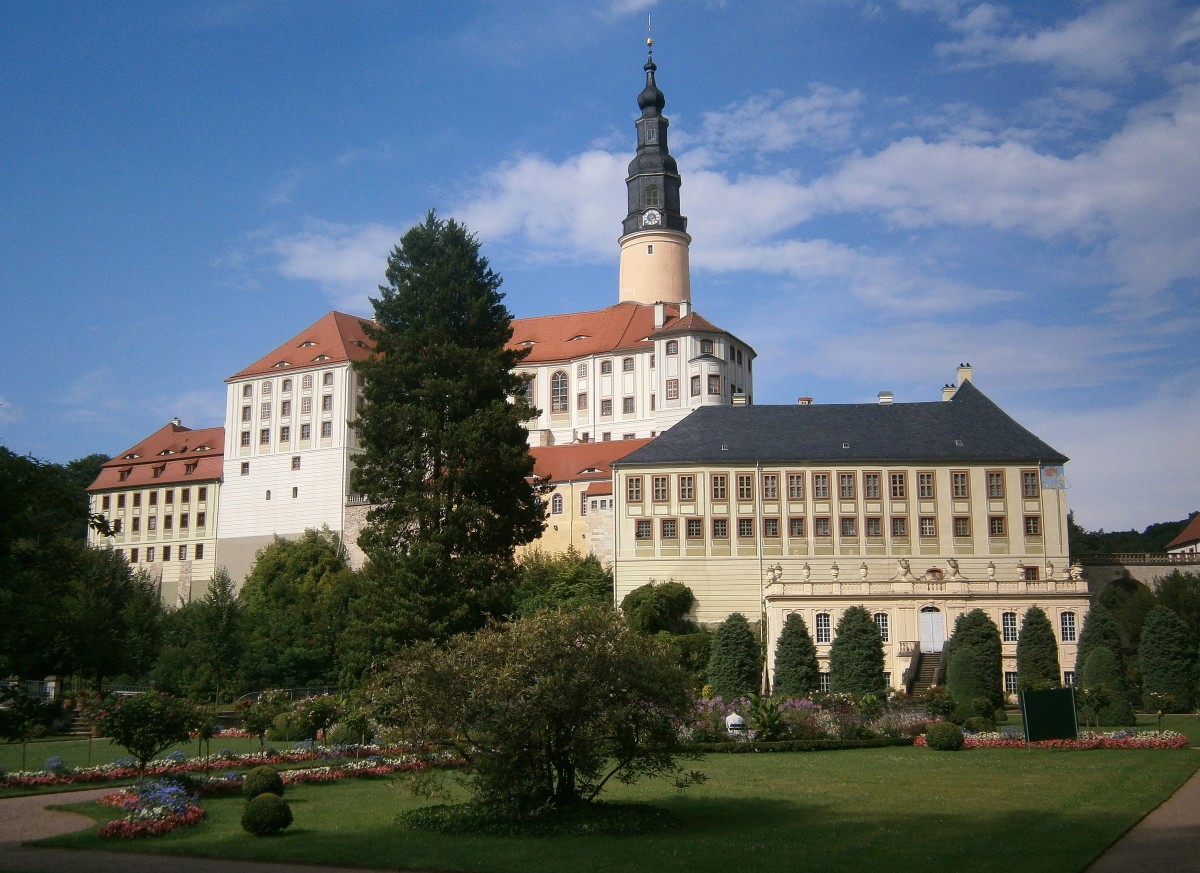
{"left": 1021, "top": 688, "right": 1078, "bottom": 743}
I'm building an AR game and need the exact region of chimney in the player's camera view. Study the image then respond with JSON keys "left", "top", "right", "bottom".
{"left": 797, "top": 397, "right": 813, "bottom": 406}
{"left": 679, "top": 299, "right": 692, "bottom": 317}
{"left": 877, "top": 391, "right": 893, "bottom": 406}
{"left": 941, "top": 384, "right": 956, "bottom": 402}
{"left": 654, "top": 302, "right": 666, "bottom": 328}
{"left": 171, "top": 417, "right": 182, "bottom": 427}
{"left": 957, "top": 362, "right": 973, "bottom": 384}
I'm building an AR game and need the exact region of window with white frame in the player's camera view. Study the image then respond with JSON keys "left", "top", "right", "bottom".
{"left": 1005, "top": 671, "right": 1019, "bottom": 695}
{"left": 815, "top": 614, "right": 831, "bottom": 644}
{"left": 1002, "top": 612, "right": 1018, "bottom": 642}
{"left": 1060, "top": 611, "right": 1077, "bottom": 642}
{"left": 551, "top": 493, "right": 563, "bottom": 514}
{"left": 550, "top": 371, "right": 568, "bottom": 413}
{"left": 788, "top": 474, "right": 804, "bottom": 500}
{"left": 679, "top": 475, "right": 694, "bottom": 501}
{"left": 874, "top": 613, "right": 889, "bottom": 642}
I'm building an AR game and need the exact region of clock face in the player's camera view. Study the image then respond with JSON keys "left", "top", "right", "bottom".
{"left": 642, "top": 208, "right": 661, "bottom": 227}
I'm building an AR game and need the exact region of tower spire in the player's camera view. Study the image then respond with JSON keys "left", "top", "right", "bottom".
{"left": 617, "top": 35, "right": 692, "bottom": 306}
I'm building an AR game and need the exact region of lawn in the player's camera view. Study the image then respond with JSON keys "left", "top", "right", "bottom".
{"left": 42, "top": 740, "right": 1200, "bottom": 873}
{"left": 0, "top": 735, "right": 267, "bottom": 776}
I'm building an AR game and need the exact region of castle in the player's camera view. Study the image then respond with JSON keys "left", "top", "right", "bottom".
{"left": 87, "top": 43, "right": 1088, "bottom": 694}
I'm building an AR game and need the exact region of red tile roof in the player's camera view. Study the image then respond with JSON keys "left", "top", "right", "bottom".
{"left": 228, "top": 304, "right": 743, "bottom": 381}
{"left": 88, "top": 422, "right": 225, "bottom": 491}
{"left": 227, "top": 311, "right": 375, "bottom": 381}
{"left": 510, "top": 302, "right": 734, "bottom": 363}
{"left": 1166, "top": 512, "right": 1200, "bottom": 550}
{"left": 530, "top": 439, "right": 652, "bottom": 484}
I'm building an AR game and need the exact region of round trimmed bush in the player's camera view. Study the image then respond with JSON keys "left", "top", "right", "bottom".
{"left": 241, "top": 793, "right": 293, "bottom": 836}
{"left": 962, "top": 716, "right": 994, "bottom": 733}
{"left": 243, "top": 765, "right": 284, "bottom": 798}
{"left": 924, "top": 721, "right": 965, "bottom": 751}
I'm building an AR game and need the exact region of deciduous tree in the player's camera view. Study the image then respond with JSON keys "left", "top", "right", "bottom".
{"left": 369, "top": 606, "right": 696, "bottom": 814}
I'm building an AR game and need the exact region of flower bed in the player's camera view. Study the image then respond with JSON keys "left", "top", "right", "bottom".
{"left": 0, "top": 744, "right": 448, "bottom": 790}
{"left": 914, "top": 729, "right": 1190, "bottom": 750}
{"left": 97, "top": 779, "right": 205, "bottom": 839}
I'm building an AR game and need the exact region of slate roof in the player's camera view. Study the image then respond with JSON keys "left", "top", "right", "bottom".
{"left": 613, "top": 381, "right": 1068, "bottom": 467}
{"left": 88, "top": 421, "right": 225, "bottom": 491}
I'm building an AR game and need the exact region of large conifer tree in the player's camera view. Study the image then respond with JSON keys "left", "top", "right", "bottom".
{"left": 351, "top": 213, "right": 544, "bottom": 648}
{"left": 772, "top": 613, "right": 819, "bottom": 697}
{"left": 829, "top": 605, "right": 886, "bottom": 697}
{"left": 943, "top": 608, "right": 1003, "bottom": 708}
{"left": 705, "top": 612, "right": 761, "bottom": 700}
{"left": 1016, "top": 606, "right": 1061, "bottom": 691}
{"left": 1140, "top": 605, "right": 1197, "bottom": 712}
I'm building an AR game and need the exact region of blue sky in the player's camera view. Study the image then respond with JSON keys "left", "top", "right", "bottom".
{"left": 2, "top": 0, "right": 1197, "bottom": 532}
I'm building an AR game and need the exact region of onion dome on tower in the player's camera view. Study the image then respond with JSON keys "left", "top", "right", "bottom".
{"left": 618, "top": 38, "right": 692, "bottom": 306}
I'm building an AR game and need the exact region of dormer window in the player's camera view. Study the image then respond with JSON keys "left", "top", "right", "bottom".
{"left": 119, "top": 468, "right": 132, "bottom": 481}
{"left": 194, "top": 445, "right": 210, "bottom": 452}
{"left": 274, "top": 361, "right": 290, "bottom": 368}
{"left": 123, "top": 453, "right": 140, "bottom": 460}
{"left": 300, "top": 340, "right": 317, "bottom": 348}
{"left": 313, "top": 354, "right": 331, "bottom": 362}
{"left": 570, "top": 335, "right": 589, "bottom": 341}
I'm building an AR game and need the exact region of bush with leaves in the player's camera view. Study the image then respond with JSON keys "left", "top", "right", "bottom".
{"left": 291, "top": 694, "right": 343, "bottom": 745}
{"left": 369, "top": 605, "right": 699, "bottom": 815}
{"left": 620, "top": 580, "right": 698, "bottom": 635}
{"left": 513, "top": 547, "right": 612, "bottom": 616}
{"left": 242, "top": 793, "right": 293, "bottom": 836}
{"left": 946, "top": 645, "right": 996, "bottom": 714}
{"left": 829, "top": 606, "right": 886, "bottom": 697}
{"left": 243, "top": 765, "right": 285, "bottom": 798}
{"left": 1016, "top": 606, "right": 1061, "bottom": 691}
{"left": 93, "top": 691, "right": 205, "bottom": 771}
{"left": 239, "top": 689, "right": 291, "bottom": 752}
{"left": 706, "top": 612, "right": 761, "bottom": 700}
{"left": 772, "top": 613, "right": 819, "bottom": 697}
{"left": 1140, "top": 605, "right": 1197, "bottom": 712}
{"left": 924, "top": 721, "right": 964, "bottom": 751}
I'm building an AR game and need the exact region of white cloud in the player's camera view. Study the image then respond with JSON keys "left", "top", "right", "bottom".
{"left": 272, "top": 220, "right": 405, "bottom": 310}
{"left": 933, "top": 0, "right": 1169, "bottom": 80}
{"left": 697, "top": 85, "right": 865, "bottom": 155}
{"left": 454, "top": 151, "right": 627, "bottom": 262}
{"left": 1027, "top": 382, "right": 1200, "bottom": 530}
{"left": 0, "top": 395, "right": 22, "bottom": 425}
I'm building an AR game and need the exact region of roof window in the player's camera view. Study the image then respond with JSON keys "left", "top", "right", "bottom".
{"left": 274, "top": 361, "right": 291, "bottom": 368}
{"left": 300, "top": 340, "right": 317, "bottom": 348}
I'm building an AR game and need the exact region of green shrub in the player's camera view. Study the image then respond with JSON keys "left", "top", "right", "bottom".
{"left": 243, "top": 765, "right": 284, "bottom": 798}
{"left": 772, "top": 613, "right": 819, "bottom": 697}
{"left": 1140, "top": 605, "right": 1197, "bottom": 712}
{"left": 241, "top": 792, "right": 293, "bottom": 836}
{"left": 1078, "top": 647, "right": 1136, "bottom": 726}
{"left": 923, "top": 686, "right": 956, "bottom": 720}
{"left": 924, "top": 721, "right": 964, "bottom": 751}
{"left": 828, "top": 606, "right": 886, "bottom": 697}
{"left": 266, "top": 712, "right": 303, "bottom": 742}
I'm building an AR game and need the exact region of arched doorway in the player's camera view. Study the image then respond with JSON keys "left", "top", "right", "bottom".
{"left": 919, "top": 606, "right": 946, "bottom": 653}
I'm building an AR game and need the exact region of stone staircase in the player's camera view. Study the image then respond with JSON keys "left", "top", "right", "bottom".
{"left": 57, "top": 710, "right": 93, "bottom": 738}
{"left": 909, "top": 653, "right": 942, "bottom": 696}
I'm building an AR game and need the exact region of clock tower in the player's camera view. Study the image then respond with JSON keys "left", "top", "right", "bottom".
{"left": 618, "top": 40, "right": 692, "bottom": 306}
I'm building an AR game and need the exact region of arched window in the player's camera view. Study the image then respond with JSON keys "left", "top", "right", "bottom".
{"left": 550, "top": 371, "right": 568, "bottom": 413}
{"left": 551, "top": 493, "right": 563, "bottom": 515}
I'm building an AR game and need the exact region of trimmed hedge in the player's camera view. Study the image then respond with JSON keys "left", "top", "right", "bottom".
{"left": 243, "top": 765, "right": 284, "bottom": 798}
{"left": 241, "top": 792, "right": 293, "bottom": 836}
